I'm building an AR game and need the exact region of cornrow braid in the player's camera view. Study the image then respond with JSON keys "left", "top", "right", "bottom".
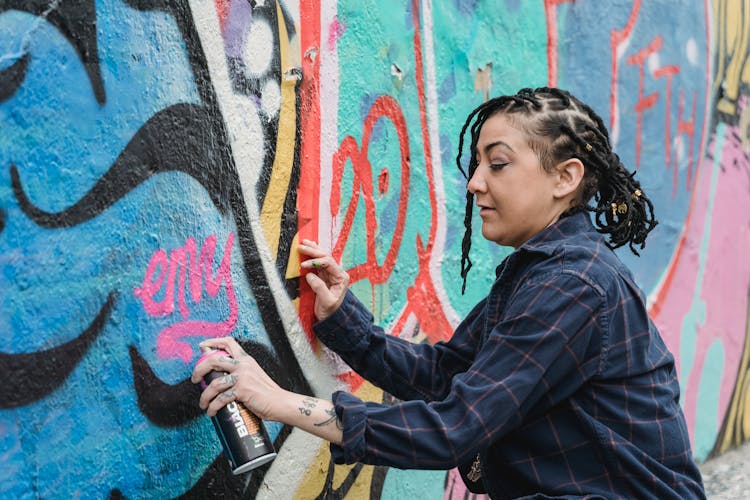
{"left": 456, "top": 87, "right": 658, "bottom": 293}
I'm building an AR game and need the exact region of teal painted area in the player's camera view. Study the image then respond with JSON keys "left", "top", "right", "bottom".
{"left": 336, "top": 0, "right": 424, "bottom": 323}
{"left": 335, "top": 0, "right": 548, "bottom": 320}
{"left": 680, "top": 125, "right": 725, "bottom": 397}
{"left": 694, "top": 340, "right": 724, "bottom": 460}
{"left": 380, "top": 467, "right": 447, "bottom": 499}
{"left": 430, "top": 1, "right": 548, "bottom": 315}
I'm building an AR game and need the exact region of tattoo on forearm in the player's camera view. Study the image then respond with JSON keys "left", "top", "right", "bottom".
{"left": 313, "top": 407, "right": 342, "bottom": 429}
{"left": 298, "top": 396, "right": 318, "bottom": 416}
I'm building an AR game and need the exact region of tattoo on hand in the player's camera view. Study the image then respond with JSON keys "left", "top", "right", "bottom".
{"left": 219, "top": 389, "right": 236, "bottom": 400}
{"left": 221, "top": 374, "right": 237, "bottom": 387}
{"left": 220, "top": 356, "right": 239, "bottom": 366}
{"left": 314, "top": 407, "right": 342, "bottom": 429}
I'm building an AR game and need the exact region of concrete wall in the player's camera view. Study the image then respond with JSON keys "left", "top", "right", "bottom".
{"left": 1, "top": 0, "right": 748, "bottom": 498}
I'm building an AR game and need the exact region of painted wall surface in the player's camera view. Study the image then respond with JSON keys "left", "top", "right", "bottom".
{"left": 1, "top": 0, "right": 749, "bottom": 498}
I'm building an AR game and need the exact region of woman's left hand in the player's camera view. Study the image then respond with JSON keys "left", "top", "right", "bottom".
{"left": 191, "top": 337, "right": 282, "bottom": 419}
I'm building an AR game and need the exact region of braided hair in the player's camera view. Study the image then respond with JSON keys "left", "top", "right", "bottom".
{"left": 456, "top": 87, "right": 657, "bottom": 293}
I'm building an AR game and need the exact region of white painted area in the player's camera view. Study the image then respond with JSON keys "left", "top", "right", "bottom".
{"left": 686, "top": 38, "right": 699, "bottom": 66}
{"left": 676, "top": 134, "right": 686, "bottom": 167}
{"left": 261, "top": 79, "right": 281, "bottom": 117}
{"left": 256, "top": 429, "right": 328, "bottom": 500}
{"left": 647, "top": 52, "right": 660, "bottom": 74}
{"left": 319, "top": 0, "right": 340, "bottom": 247}
{"left": 421, "top": 0, "right": 461, "bottom": 327}
{"left": 242, "top": 19, "right": 274, "bottom": 77}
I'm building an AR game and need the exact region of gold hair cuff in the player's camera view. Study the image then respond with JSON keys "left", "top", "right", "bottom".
{"left": 585, "top": 143, "right": 593, "bottom": 152}
{"left": 632, "top": 189, "right": 642, "bottom": 199}
{"left": 611, "top": 201, "right": 628, "bottom": 217}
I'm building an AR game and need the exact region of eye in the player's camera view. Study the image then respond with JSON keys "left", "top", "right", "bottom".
{"left": 489, "top": 162, "right": 509, "bottom": 171}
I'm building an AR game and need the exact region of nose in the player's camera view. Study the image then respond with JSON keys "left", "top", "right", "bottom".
{"left": 467, "top": 166, "right": 486, "bottom": 194}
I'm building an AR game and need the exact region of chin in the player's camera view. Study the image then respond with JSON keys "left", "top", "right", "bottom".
{"left": 481, "top": 231, "right": 503, "bottom": 246}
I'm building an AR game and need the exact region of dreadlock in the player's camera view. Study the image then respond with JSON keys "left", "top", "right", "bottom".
{"left": 456, "top": 87, "right": 657, "bottom": 294}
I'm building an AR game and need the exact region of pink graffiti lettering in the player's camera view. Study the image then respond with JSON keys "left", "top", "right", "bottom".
{"left": 134, "top": 233, "right": 238, "bottom": 362}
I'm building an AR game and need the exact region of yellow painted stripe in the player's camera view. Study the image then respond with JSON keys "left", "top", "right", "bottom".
{"left": 260, "top": 2, "right": 299, "bottom": 258}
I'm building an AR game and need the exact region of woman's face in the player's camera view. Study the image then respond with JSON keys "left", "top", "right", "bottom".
{"left": 467, "top": 113, "right": 562, "bottom": 248}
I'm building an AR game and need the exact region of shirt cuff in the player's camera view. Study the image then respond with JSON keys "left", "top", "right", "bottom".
{"left": 329, "top": 391, "right": 368, "bottom": 464}
{"left": 312, "top": 290, "right": 371, "bottom": 353}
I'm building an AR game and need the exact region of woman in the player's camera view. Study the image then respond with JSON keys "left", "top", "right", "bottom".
{"left": 193, "top": 87, "right": 705, "bottom": 499}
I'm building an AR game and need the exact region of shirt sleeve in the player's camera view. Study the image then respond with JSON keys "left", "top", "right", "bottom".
{"left": 313, "top": 290, "right": 486, "bottom": 402}
{"left": 328, "top": 273, "right": 606, "bottom": 469}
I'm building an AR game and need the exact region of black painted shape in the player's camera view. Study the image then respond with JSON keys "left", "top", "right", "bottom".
{"left": 131, "top": 339, "right": 288, "bottom": 428}
{"left": 11, "top": 103, "right": 234, "bottom": 228}
{"left": 0, "top": 52, "right": 29, "bottom": 102}
{"left": 129, "top": 345, "right": 203, "bottom": 427}
{"left": 0, "top": 292, "right": 116, "bottom": 408}
{"left": 0, "top": 0, "right": 105, "bottom": 104}
{"left": 0, "top": 207, "right": 5, "bottom": 233}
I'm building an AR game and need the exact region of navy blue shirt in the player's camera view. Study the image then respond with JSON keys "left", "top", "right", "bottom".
{"left": 313, "top": 212, "right": 705, "bottom": 499}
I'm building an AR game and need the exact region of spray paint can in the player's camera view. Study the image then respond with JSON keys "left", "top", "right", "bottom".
{"left": 198, "top": 346, "right": 277, "bottom": 474}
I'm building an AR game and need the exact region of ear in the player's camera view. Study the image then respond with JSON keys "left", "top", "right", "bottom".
{"left": 552, "top": 158, "right": 584, "bottom": 199}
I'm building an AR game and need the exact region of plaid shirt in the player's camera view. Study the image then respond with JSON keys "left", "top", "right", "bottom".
{"left": 313, "top": 212, "right": 705, "bottom": 499}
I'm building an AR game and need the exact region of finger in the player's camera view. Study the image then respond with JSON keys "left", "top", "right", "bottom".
{"left": 300, "top": 255, "right": 346, "bottom": 277}
{"left": 191, "top": 350, "right": 239, "bottom": 383}
{"left": 300, "top": 258, "right": 330, "bottom": 270}
{"left": 199, "top": 373, "right": 238, "bottom": 409}
{"left": 305, "top": 273, "right": 337, "bottom": 302}
{"left": 191, "top": 349, "right": 224, "bottom": 383}
{"left": 219, "top": 373, "right": 238, "bottom": 388}
{"left": 206, "top": 387, "right": 237, "bottom": 417}
{"left": 298, "top": 242, "right": 328, "bottom": 258}
{"left": 199, "top": 336, "right": 247, "bottom": 360}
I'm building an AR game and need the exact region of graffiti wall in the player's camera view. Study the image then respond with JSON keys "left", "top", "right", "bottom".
{"left": 1, "top": 0, "right": 748, "bottom": 498}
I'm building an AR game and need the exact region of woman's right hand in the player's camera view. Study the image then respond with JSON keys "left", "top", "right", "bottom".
{"left": 298, "top": 240, "right": 350, "bottom": 321}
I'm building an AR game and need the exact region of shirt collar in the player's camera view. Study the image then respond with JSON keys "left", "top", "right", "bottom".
{"left": 519, "top": 211, "right": 596, "bottom": 256}
{"left": 493, "top": 212, "right": 596, "bottom": 278}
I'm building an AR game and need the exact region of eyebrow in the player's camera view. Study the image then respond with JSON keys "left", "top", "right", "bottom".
{"left": 481, "top": 140, "right": 515, "bottom": 155}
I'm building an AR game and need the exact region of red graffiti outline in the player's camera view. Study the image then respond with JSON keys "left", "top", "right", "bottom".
{"left": 298, "top": 1, "right": 454, "bottom": 391}
{"left": 626, "top": 35, "right": 663, "bottom": 168}
{"left": 544, "top": 0, "right": 575, "bottom": 87}
{"left": 653, "top": 63, "right": 680, "bottom": 192}
{"left": 643, "top": 0, "right": 712, "bottom": 320}
{"left": 330, "top": 95, "right": 410, "bottom": 285}
{"left": 298, "top": 0, "right": 322, "bottom": 340}
{"left": 610, "top": 0, "right": 642, "bottom": 133}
